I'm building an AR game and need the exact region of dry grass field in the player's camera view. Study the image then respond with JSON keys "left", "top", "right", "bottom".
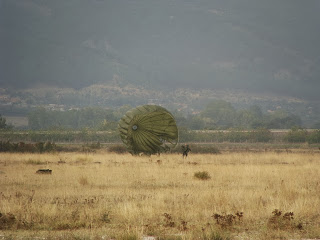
{"left": 0, "top": 151, "right": 320, "bottom": 240}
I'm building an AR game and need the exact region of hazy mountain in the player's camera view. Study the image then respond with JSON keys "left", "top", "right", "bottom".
{"left": 1, "top": 0, "right": 320, "bottom": 100}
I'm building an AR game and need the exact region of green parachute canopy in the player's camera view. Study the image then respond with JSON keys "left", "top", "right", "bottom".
{"left": 118, "top": 105, "right": 178, "bottom": 155}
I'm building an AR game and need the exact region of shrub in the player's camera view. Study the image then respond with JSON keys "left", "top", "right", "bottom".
{"left": 101, "top": 212, "right": 111, "bottom": 223}
{"left": 78, "top": 176, "right": 89, "bottom": 186}
{"left": 283, "top": 128, "right": 308, "bottom": 143}
{"left": 0, "top": 141, "right": 56, "bottom": 153}
{"left": 307, "top": 130, "right": 320, "bottom": 143}
{"left": 267, "top": 209, "right": 295, "bottom": 230}
{"left": 194, "top": 171, "right": 211, "bottom": 180}
{"left": 0, "top": 212, "right": 16, "bottom": 230}
{"left": 212, "top": 212, "right": 243, "bottom": 228}
{"left": 249, "top": 128, "right": 273, "bottom": 142}
{"left": 226, "top": 130, "right": 250, "bottom": 143}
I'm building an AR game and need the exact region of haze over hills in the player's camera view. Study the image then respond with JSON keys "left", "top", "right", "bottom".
{"left": 1, "top": 0, "right": 320, "bottom": 101}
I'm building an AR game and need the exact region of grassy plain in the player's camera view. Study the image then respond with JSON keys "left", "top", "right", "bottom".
{"left": 0, "top": 150, "right": 320, "bottom": 239}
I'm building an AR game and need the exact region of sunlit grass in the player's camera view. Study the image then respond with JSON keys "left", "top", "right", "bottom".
{"left": 0, "top": 151, "right": 320, "bottom": 239}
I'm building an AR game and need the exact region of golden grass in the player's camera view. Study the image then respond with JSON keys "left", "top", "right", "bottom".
{"left": 0, "top": 151, "right": 320, "bottom": 239}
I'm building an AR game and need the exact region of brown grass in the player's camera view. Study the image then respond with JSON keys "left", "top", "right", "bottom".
{"left": 0, "top": 151, "right": 320, "bottom": 239}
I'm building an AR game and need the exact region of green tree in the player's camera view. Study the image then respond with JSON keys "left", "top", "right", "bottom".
{"left": 235, "top": 106, "right": 266, "bottom": 129}
{"left": 28, "top": 107, "right": 120, "bottom": 130}
{"left": 0, "top": 115, "right": 8, "bottom": 129}
{"left": 249, "top": 128, "right": 273, "bottom": 142}
{"left": 188, "top": 115, "right": 205, "bottom": 130}
{"left": 28, "top": 107, "right": 49, "bottom": 130}
{"left": 284, "top": 127, "right": 307, "bottom": 143}
{"left": 178, "top": 127, "right": 194, "bottom": 142}
{"left": 266, "top": 110, "right": 301, "bottom": 129}
{"left": 98, "top": 119, "right": 118, "bottom": 131}
{"left": 171, "top": 109, "right": 188, "bottom": 127}
{"left": 249, "top": 105, "right": 263, "bottom": 118}
{"left": 201, "top": 100, "right": 236, "bottom": 129}
{"left": 235, "top": 109, "right": 257, "bottom": 129}
{"left": 307, "top": 130, "right": 320, "bottom": 143}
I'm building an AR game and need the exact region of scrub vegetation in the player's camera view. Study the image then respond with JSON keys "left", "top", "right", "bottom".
{"left": 0, "top": 151, "right": 320, "bottom": 239}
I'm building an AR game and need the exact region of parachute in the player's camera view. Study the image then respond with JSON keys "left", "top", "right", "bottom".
{"left": 118, "top": 105, "right": 178, "bottom": 155}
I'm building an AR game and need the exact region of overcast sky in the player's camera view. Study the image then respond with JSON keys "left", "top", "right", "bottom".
{"left": 1, "top": 0, "right": 320, "bottom": 100}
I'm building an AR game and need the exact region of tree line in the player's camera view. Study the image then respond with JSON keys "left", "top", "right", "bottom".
{"left": 179, "top": 100, "right": 302, "bottom": 130}
{"left": 27, "top": 106, "right": 131, "bottom": 130}
{"left": 25, "top": 100, "right": 304, "bottom": 131}
{"left": 1, "top": 128, "right": 319, "bottom": 144}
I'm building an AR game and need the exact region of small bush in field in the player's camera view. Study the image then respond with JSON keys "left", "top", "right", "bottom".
{"left": 108, "top": 144, "right": 127, "bottom": 154}
{"left": 194, "top": 171, "right": 211, "bottom": 180}
{"left": 212, "top": 212, "right": 243, "bottom": 228}
{"left": 101, "top": 212, "right": 111, "bottom": 223}
{"left": 268, "top": 209, "right": 296, "bottom": 230}
{"left": 0, "top": 212, "right": 16, "bottom": 229}
{"left": 78, "top": 176, "right": 89, "bottom": 186}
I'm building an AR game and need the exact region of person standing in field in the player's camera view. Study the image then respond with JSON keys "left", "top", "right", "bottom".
{"left": 182, "top": 144, "right": 191, "bottom": 159}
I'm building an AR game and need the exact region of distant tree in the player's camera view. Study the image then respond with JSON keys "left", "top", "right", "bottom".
{"left": 28, "top": 106, "right": 129, "bottom": 130}
{"left": 178, "top": 126, "right": 193, "bottom": 142}
{"left": 234, "top": 105, "right": 265, "bottom": 129}
{"left": 283, "top": 127, "right": 307, "bottom": 143}
{"left": 266, "top": 110, "right": 301, "bottom": 129}
{"left": 171, "top": 110, "right": 188, "bottom": 127}
{"left": 201, "top": 100, "right": 236, "bottom": 129}
{"left": 0, "top": 115, "right": 8, "bottom": 129}
{"left": 235, "top": 109, "right": 258, "bottom": 129}
{"left": 249, "top": 105, "right": 263, "bottom": 118}
{"left": 307, "top": 130, "right": 320, "bottom": 143}
{"left": 249, "top": 128, "right": 273, "bottom": 142}
{"left": 98, "top": 119, "right": 118, "bottom": 131}
{"left": 226, "top": 129, "right": 250, "bottom": 142}
{"left": 28, "top": 107, "right": 49, "bottom": 130}
{"left": 188, "top": 115, "right": 205, "bottom": 130}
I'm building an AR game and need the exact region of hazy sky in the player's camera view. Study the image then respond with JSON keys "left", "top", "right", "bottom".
{"left": 1, "top": 0, "right": 320, "bottom": 100}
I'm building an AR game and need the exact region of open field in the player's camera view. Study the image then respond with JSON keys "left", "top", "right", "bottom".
{"left": 0, "top": 151, "right": 320, "bottom": 239}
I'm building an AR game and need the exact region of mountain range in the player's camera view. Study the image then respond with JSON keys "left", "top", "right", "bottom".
{"left": 1, "top": 0, "right": 320, "bottom": 101}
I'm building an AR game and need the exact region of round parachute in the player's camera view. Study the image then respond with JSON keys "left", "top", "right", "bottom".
{"left": 118, "top": 105, "right": 178, "bottom": 155}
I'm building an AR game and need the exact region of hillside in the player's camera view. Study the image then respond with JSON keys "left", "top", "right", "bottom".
{"left": 1, "top": 0, "right": 320, "bottom": 100}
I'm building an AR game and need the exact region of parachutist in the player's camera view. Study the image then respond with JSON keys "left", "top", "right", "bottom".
{"left": 182, "top": 144, "right": 191, "bottom": 159}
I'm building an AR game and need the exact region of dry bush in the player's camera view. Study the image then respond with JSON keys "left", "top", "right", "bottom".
{"left": 194, "top": 171, "right": 211, "bottom": 180}
{"left": 78, "top": 176, "right": 89, "bottom": 186}
{"left": 212, "top": 212, "right": 243, "bottom": 228}
{"left": 267, "top": 209, "right": 298, "bottom": 230}
{"left": 0, "top": 212, "right": 16, "bottom": 230}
